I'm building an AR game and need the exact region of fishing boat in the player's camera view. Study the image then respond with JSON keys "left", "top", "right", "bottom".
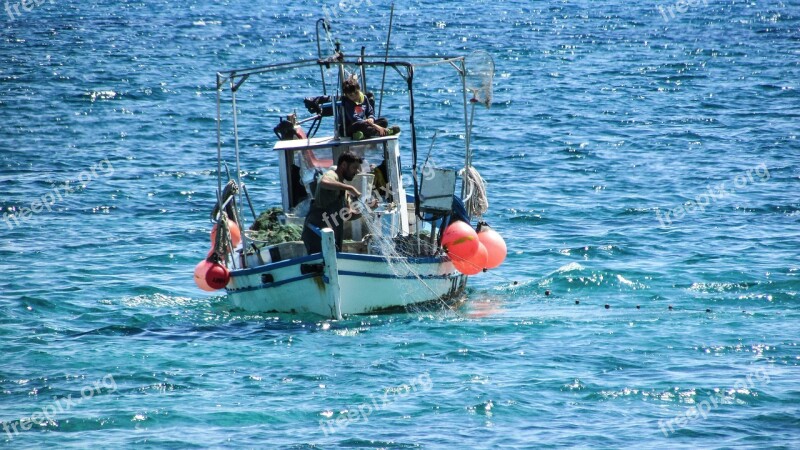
{"left": 194, "top": 18, "right": 505, "bottom": 319}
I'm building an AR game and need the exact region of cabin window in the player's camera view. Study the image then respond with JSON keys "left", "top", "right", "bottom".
{"left": 286, "top": 141, "right": 392, "bottom": 217}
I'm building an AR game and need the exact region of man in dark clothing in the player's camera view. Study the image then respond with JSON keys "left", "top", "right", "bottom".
{"left": 341, "top": 77, "right": 400, "bottom": 140}
{"left": 301, "top": 151, "right": 364, "bottom": 254}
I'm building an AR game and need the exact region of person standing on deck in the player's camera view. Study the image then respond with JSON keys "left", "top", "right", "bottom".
{"left": 302, "top": 151, "right": 364, "bottom": 253}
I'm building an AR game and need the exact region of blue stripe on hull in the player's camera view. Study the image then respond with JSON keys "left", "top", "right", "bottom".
{"left": 230, "top": 252, "right": 450, "bottom": 278}
{"left": 227, "top": 272, "right": 320, "bottom": 293}
{"left": 230, "top": 254, "right": 322, "bottom": 277}
{"left": 337, "top": 253, "right": 448, "bottom": 264}
{"left": 228, "top": 270, "right": 458, "bottom": 294}
{"left": 338, "top": 270, "right": 455, "bottom": 280}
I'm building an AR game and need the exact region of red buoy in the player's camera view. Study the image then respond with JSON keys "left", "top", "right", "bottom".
{"left": 477, "top": 223, "right": 507, "bottom": 269}
{"left": 441, "top": 221, "right": 479, "bottom": 261}
{"left": 205, "top": 263, "right": 230, "bottom": 290}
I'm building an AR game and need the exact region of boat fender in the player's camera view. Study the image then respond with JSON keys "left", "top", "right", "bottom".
{"left": 476, "top": 221, "right": 507, "bottom": 269}
{"left": 441, "top": 221, "right": 479, "bottom": 261}
{"left": 452, "top": 242, "right": 488, "bottom": 276}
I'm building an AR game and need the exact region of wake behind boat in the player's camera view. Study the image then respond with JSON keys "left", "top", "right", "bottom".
{"left": 193, "top": 19, "right": 507, "bottom": 319}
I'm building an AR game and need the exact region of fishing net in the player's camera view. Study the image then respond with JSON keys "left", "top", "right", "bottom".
{"left": 246, "top": 207, "right": 303, "bottom": 246}
{"left": 345, "top": 201, "right": 463, "bottom": 317}
{"left": 465, "top": 50, "right": 495, "bottom": 108}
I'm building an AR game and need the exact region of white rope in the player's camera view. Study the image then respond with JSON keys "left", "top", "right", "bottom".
{"left": 462, "top": 166, "right": 488, "bottom": 217}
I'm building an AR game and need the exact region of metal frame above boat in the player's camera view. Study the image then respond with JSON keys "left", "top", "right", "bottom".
{"left": 215, "top": 55, "right": 476, "bottom": 258}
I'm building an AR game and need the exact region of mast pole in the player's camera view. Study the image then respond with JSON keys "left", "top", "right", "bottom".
{"left": 316, "top": 18, "right": 328, "bottom": 95}
{"left": 230, "top": 77, "right": 246, "bottom": 269}
{"left": 377, "top": 3, "right": 395, "bottom": 117}
{"left": 216, "top": 73, "right": 224, "bottom": 213}
{"left": 460, "top": 60, "right": 470, "bottom": 198}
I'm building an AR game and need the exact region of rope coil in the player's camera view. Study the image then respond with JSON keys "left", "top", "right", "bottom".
{"left": 462, "top": 166, "right": 488, "bottom": 218}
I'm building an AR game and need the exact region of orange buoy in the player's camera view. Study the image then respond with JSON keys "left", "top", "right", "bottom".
{"left": 205, "top": 262, "right": 230, "bottom": 289}
{"left": 211, "top": 215, "right": 242, "bottom": 248}
{"left": 477, "top": 223, "right": 507, "bottom": 269}
{"left": 441, "top": 221, "right": 479, "bottom": 261}
{"left": 229, "top": 220, "right": 241, "bottom": 247}
{"left": 193, "top": 260, "right": 215, "bottom": 291}
{"left": 452, "top": 242, "right": 488, "bottom": 275}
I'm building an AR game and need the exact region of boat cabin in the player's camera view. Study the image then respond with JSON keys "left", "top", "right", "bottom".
{"left": 270, "top": 134, "right": 412, "bottom": 251}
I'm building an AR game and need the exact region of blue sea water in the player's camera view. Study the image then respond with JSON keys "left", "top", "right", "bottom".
{"left": 2, "top": 0, "right": 799, "bottom": 448}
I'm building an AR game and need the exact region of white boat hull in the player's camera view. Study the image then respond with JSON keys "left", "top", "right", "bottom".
{"left": 226, "top": 253, "right": 467, "bottom": 317}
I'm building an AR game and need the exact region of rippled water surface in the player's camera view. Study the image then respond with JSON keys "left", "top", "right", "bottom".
{"left": 2, "top": 0, "right": 799, "bottom": 448}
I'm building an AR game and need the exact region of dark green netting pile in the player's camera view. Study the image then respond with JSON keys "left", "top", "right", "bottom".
{"left": 246, "top": 208, "right": 302, "bottom": 246}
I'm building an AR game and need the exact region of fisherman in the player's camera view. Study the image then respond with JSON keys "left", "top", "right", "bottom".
{"left": 341, "top": 76, "right": 400, "bottom": 140}
{"left": 301, "top": 151, "right": 365, "bottom": 253}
